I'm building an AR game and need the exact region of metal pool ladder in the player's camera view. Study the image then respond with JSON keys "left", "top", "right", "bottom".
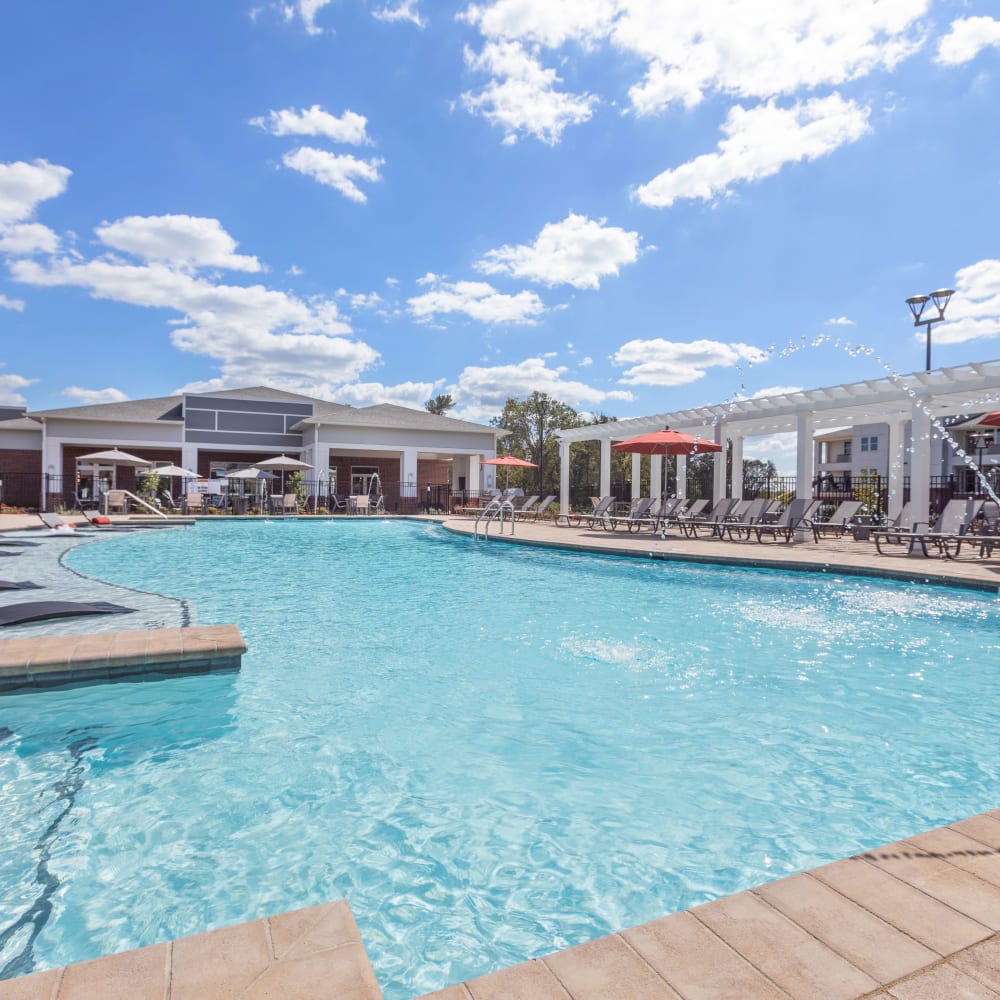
{"left": 474, "top": 499, "right": 515, "bottom": 540}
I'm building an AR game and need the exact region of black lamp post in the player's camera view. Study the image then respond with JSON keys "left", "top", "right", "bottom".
{"left": 905, "top": 289, "right": 955, "bottom": 372}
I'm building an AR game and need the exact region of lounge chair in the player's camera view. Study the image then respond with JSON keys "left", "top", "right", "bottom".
{"left": 653, "top": 497, "right": 692, "bottom": 533}
{"left": 874, "top": 498, "right": 985, "bottom": 558}
{"left": 668, "top": 499, "right": 709, "bottom": 532}
{"left": 0, "top": 600, "right": 133, "bottom": 627}
{"left": 804, "top": 501, "right": 864, "bottom": 542}
{"left": 749, "top": 498, "right": 821, "bottom": 542}
{"left": 605, "top": 496, "right": 655, "bottom": 531}
{"left": 555, "top": 495, "right": 613, "bottom": 527}
{"left": 183, "top": 493, "right": 206, "bottom": 515}
{"left": 578, "top": 495, "right": 617, "bottom": 529}
{"left": 513, "top": 495, "right": 540, "bottom": 514}
{"left": 719, "top": 499, "right": 776, "bottom": 540}
{"left": 515, "top": 495, "right": 556, "bottom": 520}
{"left": 679, "top": 498, "right": 736, "bottom": 538}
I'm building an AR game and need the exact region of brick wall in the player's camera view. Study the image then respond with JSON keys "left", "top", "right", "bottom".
{"left": 0, "top": 449, "right": 43, "bottom": 507}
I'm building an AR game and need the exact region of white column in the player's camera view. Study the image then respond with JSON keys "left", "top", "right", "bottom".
{"left": 713, "top": 423, "right": 727, "bottom": 501}
{"left": 887, "top": 419, "right": 907, "bottom": 519}
{"left": 675, "top": 454, "right": 687, "bottom": 499}
{"left": 181, "top": 444, "right": 199, "bottom": 474}
{"left": 631, "top": 453, "right": 642, "bottom": 500}
{"left": 650, "top": 455, "right": 663, "bottom": 499}
{"left": 599, "top": 437, "right": 612, "bottom": 496}
{"left": 400, "top": 448, "right": 419, "bottom": 502}
{"left": 909, "top": 401, "right": 931, "bottom": 527}
{"left": 312, "top": 444, "right": 329, "bottom": 496}
{"left": 470, "top": 454, "right": 483, "bottom": 491}
{"left": 729, "top": 436, "right": 744, "bottom": 500}
{"left": 559, "top": 441, "right": 570, "bottom": 512}
{"left": 795, "top": 412, "right": 815, "bottom": 500}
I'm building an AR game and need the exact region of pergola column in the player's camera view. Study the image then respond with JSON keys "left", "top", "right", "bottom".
{"left": 887, "top": 419, "right": 907, "bottom": 520}
{"left": 795, "top": 412, "right": 815, "bottom": 500}
{"left": 909, "top": 400, "right": 932, "bottom": 527}
{"left": 559, "top": 441, "right": 570, "bottom": 512}
{"left": 729, "top": 436, "right": 744, "bottom": 500}
{"left": 675, "top": 454, "right": 687, "bottom": 499}
{"left": 631, "top": 452, "right": 642, "bottom": 500}
{"left": 600, "top": 438, "right": 612, "bottom": 497}
{"left": 650, "top": 455, "right": 663, "bottom": 499}
{"left": 713, "top": 423, "right": 727, "bottom": 500}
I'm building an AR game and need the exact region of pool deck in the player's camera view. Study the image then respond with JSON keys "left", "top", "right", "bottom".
{"left": 1, "top": 513, "right": 999, "bottom": 998}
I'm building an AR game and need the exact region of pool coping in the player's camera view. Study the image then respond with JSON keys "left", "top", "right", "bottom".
{"left": 0, "top": 623, "right": 247, "bottom": 691}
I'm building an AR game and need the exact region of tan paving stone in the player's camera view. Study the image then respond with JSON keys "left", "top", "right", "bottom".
{"left": 465, "top": 958, "right": 571, "bottom": 1000}
{"left": 811, "top": 857, "right": 992, "bottom": 955}
{"left": 754, "top": 872, "right": 938, "bottom": 983}
{"left": 953, "top": 817, "right": 1000, "bottom": 851}
{"left": 692, "top": 890, "right": 878, "bottom": 1000}
{"left": 240, "top": 944, "right": 382, "bottom": 1000}
{"left": 56, "top": 942, "right": 167, "bottom": 1000}
{"left": 861, "top": 846, "right": 1000, "bottom": 929}
{"left": 543, "top": 934, "right": 681, "bottom": 999}
{"left": 170, "top": 918, "right": 271, "bottom": 999}
{"left": 0, "top": 968, "right": 60, "bottom": 1000}
{"left": 886, "top": 963, "right": 1000, "bottom": 999}
{"left": 418, "top": 988, "right": 472, "bottom": 1000}
{"left": 267, "top": 900, "right": 360, "bottom": 960}
{"left": 905, "top": 829, "right": 1000, "bottom": 888}
{"left": 952, "top": 936, "right": 1000, "bottom": 993}
{"left": 622, "top": 910, "right": 788, "bottom": 999}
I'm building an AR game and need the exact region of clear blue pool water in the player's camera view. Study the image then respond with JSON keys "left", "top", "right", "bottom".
{"left": 1, "top": 519, "right": 999, "bottom": 996}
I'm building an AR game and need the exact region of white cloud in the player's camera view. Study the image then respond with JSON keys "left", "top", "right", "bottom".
{"left": 280, "top": 0, "right": 333, "bottom": 34}
{"left": 250, "top": 105, "right": 372, "bottom": 145}
{"left": 0, "top": 293, "right": 25, "bottom": 311}
{"left": 579, "top": 356, "right": 593, "bottom": 366}
{"left": 460, "top": 40, "right": 597, "bottom": 145}
{"left": 372, "top": 0, "right": 425, "bottom": 27}
{"left": 460, "top": 0, "right": 926, "bottom": 115}
{"left": 476, "top": 213, "right": 642, "bottom": 289}
{"left": 934, "top": 259, "right": 1000, "bottom": 346}
{"left": 95, "top": 215, "right": 262, "bottom": 272}
{"left": 450, "top": 355, "right": 634, "bottom": 420}
{"left": 0, "top": 159, "right": 71, "bottom": 225}
{"left": 612, "top": 338, "right": 769, "bottom": 386}
{"left": 634, "top": 94, "right": 871, "bottom": 208}
{"left": 331, "top": 380, "right": 438, "bottom": 407}
{"left": 10, "top": 252, "right": 380, "bottom": 394}
{"left": 281, "top": 147, "right": 384, "bottom": 203}
{"left": 936, "top": 16, "right": 1000, "bottom": 66}
{"left": 408, "top": 277, "right": 545, "bottom": 324}
{"left": 61, "top": 386, "right": 129, "bottom": 405}
{"left": 749, "top": 384, "right": 802, "bottom": 399}
{"left": 825, "top": 316, "right": 855, "bottom": 326}
{"left": 0, "top": 222, "right": 60, "bottom": 256}
{"left": 0, "top": 368, "right": 37, "bottom": 405}
{"left": 288, "top": 264, "right": 303, "bottom": 276}
{"left": 743, "top": 431, "right": 797, "bottom": 475}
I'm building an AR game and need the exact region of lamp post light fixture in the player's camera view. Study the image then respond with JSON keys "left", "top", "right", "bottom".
{"left": 905, "top": 288, "right": 955, "bottom": 372}
{"left": 969, "top": 430, "right": 995, "bottom": 496}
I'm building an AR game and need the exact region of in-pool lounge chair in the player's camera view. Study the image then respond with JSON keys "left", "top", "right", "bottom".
{"left": 0, "top": 580, "right": 41, "bottom": 591}
{"left": 38, "top": 512, "right": 90, "bottom": 534}
{"left": 874, "top": 498, "right": 985, "bottom": 558}
{"left": 749, "top": 498, "right": 822, "bottom": 543}
{"left": 804, "top": 500, "right": 863, "bottom": 542}
{"left": 0, "top": 601, "right": 133, "bottom": 627}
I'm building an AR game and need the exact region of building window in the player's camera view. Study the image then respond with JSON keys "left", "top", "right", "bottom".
{"left": 868, "top": 436, "right": 878, "bottom": 452}
{"left": 843, "top": 441, "right": 852, "bottom": 457}
{"left": 860, "top": 437, "right": 869, "bottom": 452}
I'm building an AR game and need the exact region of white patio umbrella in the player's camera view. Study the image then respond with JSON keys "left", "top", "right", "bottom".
{"left": 227, "top": 467, "right": 277, "bottom": 510}
{"left": 252, "top": 455, "right": 314, "bottom": 493}
{"left": 76, "top": 448, "right": 153, "bottom": 510}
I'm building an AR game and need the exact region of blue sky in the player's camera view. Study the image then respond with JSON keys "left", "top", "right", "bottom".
{"left": 2, "top": 0, "right": 1000, "bottom": 467}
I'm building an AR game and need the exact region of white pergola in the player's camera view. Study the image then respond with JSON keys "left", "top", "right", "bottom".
{"left": 556, "top": 359, "right": 1000, "bottom": 523}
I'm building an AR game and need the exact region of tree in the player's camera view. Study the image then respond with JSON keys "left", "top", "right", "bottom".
{"left": 491, "top": 392, "right": 582, "bottom": 496}
{"left": 425, "top": 394, "right": 454, "bottom": 416}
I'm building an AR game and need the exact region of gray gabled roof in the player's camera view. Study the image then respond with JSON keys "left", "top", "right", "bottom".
{"left": 29, "top": 395, "right": 184, "bottom": 423}
{"left": 297, "top": 401, "right": 499, "bottom": 435}
{"left": 188, "top": 386, "right": 341, "bottom": 407}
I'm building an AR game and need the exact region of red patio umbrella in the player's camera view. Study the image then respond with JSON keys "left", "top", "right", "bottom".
{"left": 482, "top": 455, "right": 538, "bottom": 490}
{"left": 977, "top": 410, "right": 1000, "bottom": 427}
{"left": 612, "top": 427, "right": 721, "bottom": 499}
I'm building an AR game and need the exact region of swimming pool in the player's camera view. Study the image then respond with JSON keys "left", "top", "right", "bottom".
{"left": 1, "top": 519, "right": 999, "bottom": 996}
